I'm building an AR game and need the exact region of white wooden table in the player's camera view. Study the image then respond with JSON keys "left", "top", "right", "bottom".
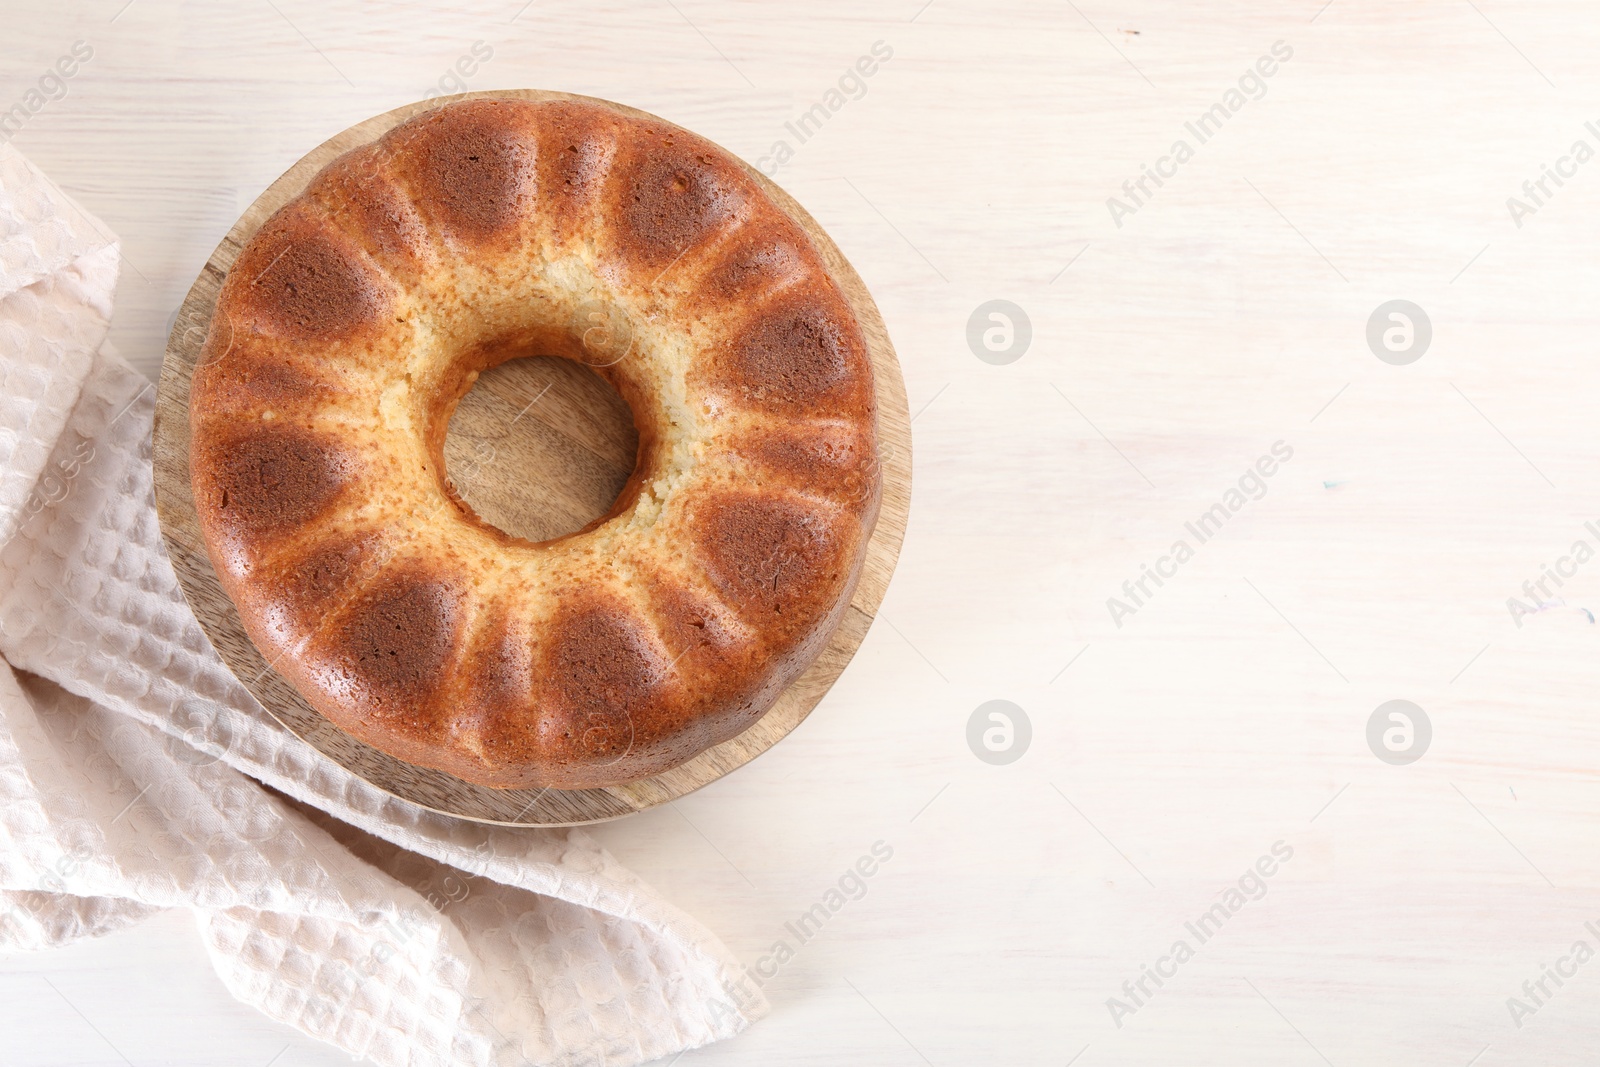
{"left": 7, "top": 1, "right": 1600, "bottom": 1063}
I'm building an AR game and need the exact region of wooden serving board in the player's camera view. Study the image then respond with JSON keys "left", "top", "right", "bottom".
{"left": 151, "top": 89, "right": 911, "bottom": 827}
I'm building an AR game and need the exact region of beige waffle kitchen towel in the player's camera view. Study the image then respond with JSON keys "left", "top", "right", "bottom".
{"left": 0, "top": 142, "right": 765, "bottom": 1067}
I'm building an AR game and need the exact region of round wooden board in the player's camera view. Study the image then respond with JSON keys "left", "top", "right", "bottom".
{"left": 151, "top": 89, "right": 912, "bottom": 827}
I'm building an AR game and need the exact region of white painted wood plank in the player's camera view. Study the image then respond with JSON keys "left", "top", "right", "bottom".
{"left": 6, "top": 1, "right": 1600, "bottom": 1063}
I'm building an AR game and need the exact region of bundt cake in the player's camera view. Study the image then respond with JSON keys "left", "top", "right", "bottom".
{"left": 187, "top": 96, "right": 881, "bottom": 790}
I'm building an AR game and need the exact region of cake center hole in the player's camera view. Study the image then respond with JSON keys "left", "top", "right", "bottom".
{"left": 442, "top": 355, "right": 640, "bottom": 543}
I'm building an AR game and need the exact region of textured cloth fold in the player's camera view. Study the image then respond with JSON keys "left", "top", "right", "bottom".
{"left": 0, "top": 142, "right": 763, "bottom": 1067}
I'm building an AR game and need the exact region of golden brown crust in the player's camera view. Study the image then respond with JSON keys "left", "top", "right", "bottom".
{"left": 189, "top": 422, "right": 360, "bottom": 575}
{"left": 189, "top": 97, "right": 880, "bottom": 790}
{"left": 535, "top": 102, "right": 625, "bottom": 242}
{"left": 221, "top": 203, "right": 395, "bottom": 343}
{"left": 608, "top": 125, "right": 747, "bottom": 271}
{"left": 387, "top": 101, "right": 540, "bottom": 249}
{"left": 703, "top": 288, "right": 873, "bottom": 411}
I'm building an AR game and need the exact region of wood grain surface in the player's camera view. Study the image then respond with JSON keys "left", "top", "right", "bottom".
{"left": 150, "top": 89, "right": 912, "bottom": 825}
{"left": 12, "top": 1, "right": 1600, "bottom": 1065}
